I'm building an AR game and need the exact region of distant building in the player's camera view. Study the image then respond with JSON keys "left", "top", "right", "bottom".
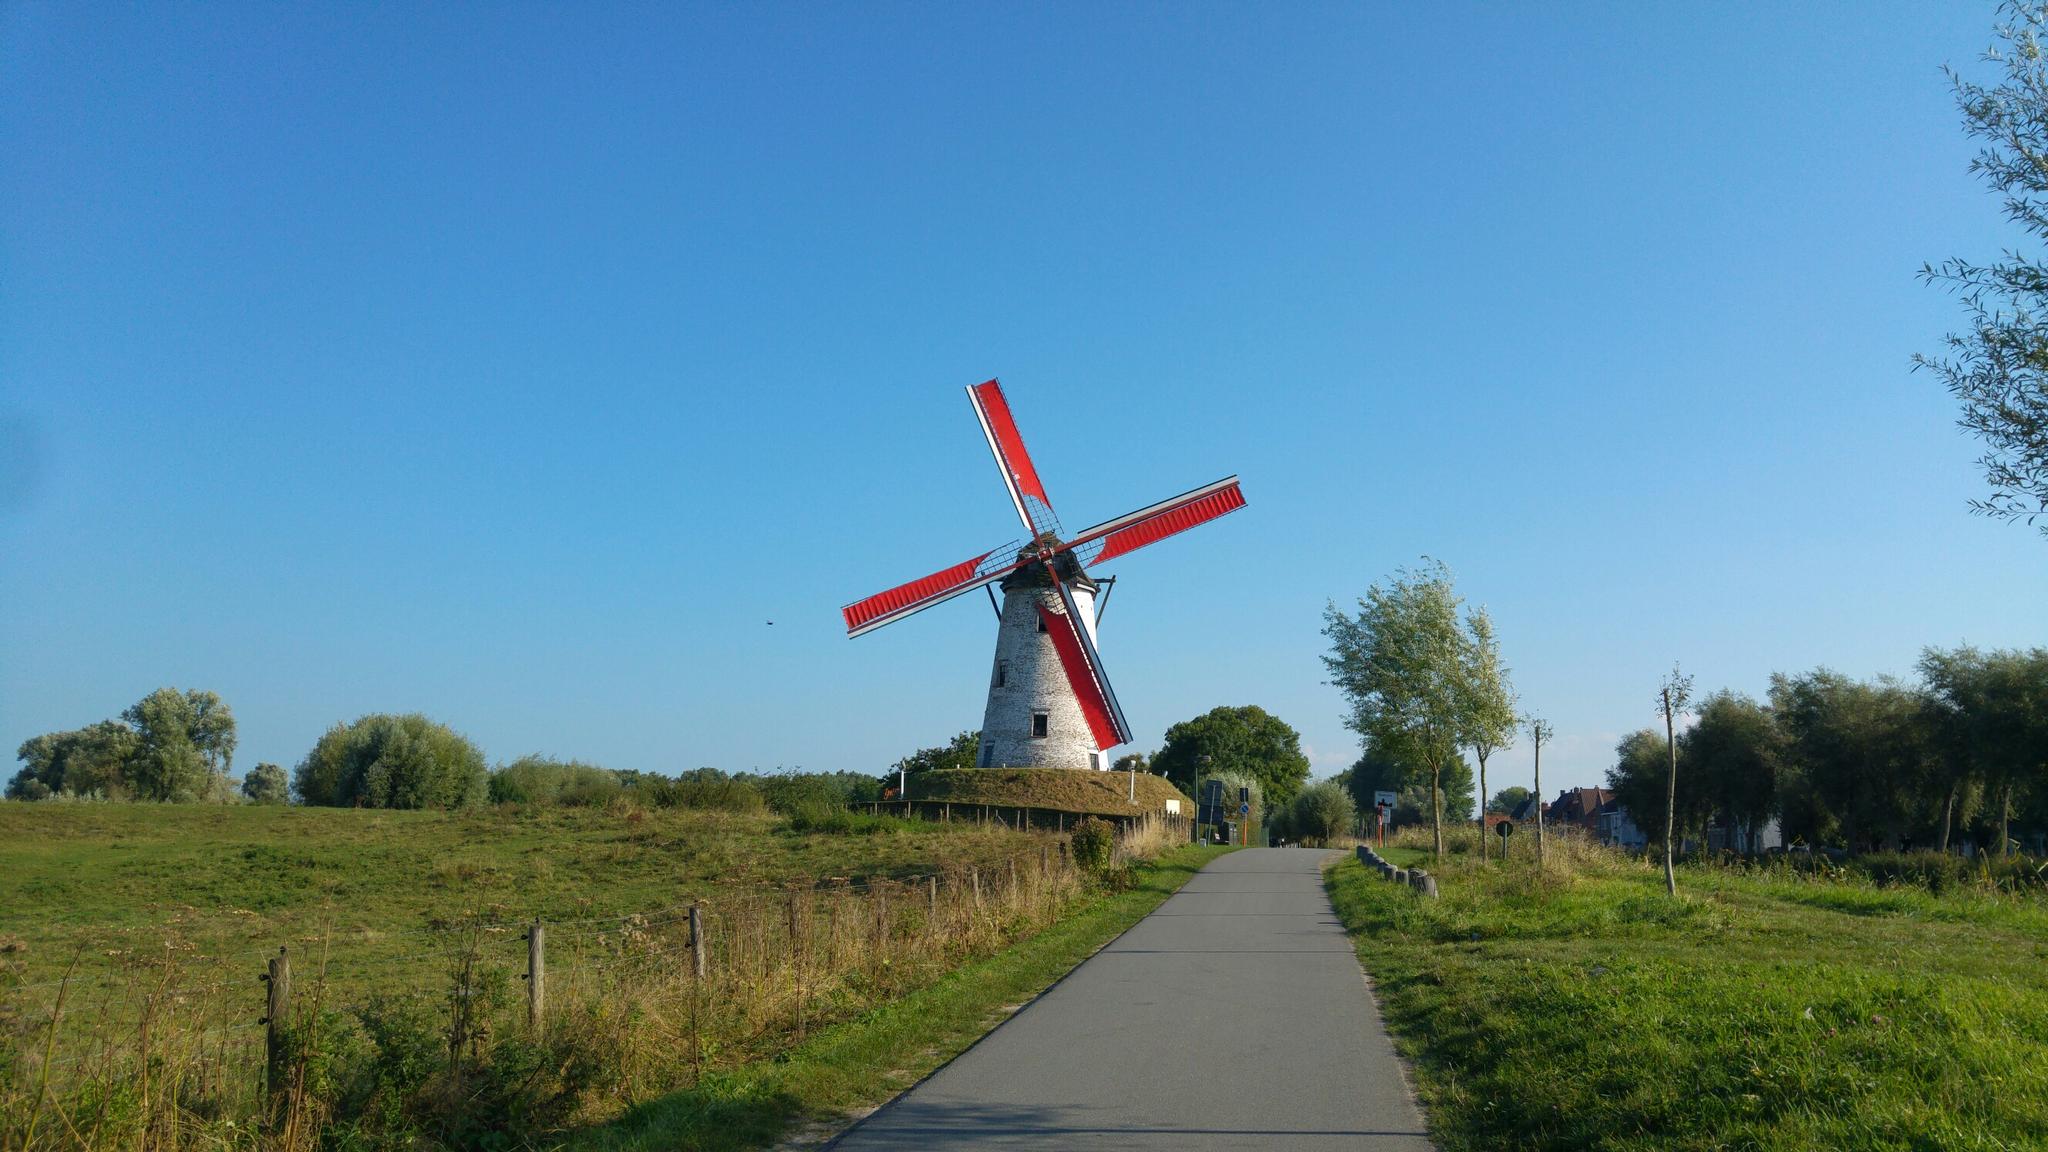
{"left": 1546, "top": 787, "right": 1612, "bottom": 833}
{"left": 1707, "top": 818, "right": 1783, "bottom": 854}
{"left": 1595, "top": 799, "right": 1647, "bottom": 849}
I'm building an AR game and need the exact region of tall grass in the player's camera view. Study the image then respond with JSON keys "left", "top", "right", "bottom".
{"left": 1, "top": 816, "right": 1173, "bottom": 1150}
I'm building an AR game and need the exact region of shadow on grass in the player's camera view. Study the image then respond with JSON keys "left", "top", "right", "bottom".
{"left": 573, "top": 1072, "right": 804, "bottom": 1152}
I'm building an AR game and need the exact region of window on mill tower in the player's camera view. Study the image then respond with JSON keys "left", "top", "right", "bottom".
{"left": 994, "top": 660, "right": 1008, "bottom": 688}
{"left": 1031, "top": 713, "right": 1049, "bottom": 738}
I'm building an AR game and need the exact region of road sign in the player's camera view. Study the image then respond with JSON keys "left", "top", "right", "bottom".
{"left": 1374, "top": 791, "right": 1397, "bottom": 810}
{"left": 1239, "top": 802, "right": 1250, "bottom": 815}
{"left": 1496, "top": 820, "right": 1515, "bottom": 839}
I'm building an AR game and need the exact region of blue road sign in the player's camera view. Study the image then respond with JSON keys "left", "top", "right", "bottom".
{"left": 1239, "top": 802, "right": 1250, "bottom": 815}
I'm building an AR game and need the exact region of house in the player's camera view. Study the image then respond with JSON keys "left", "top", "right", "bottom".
{"left": 1595, "top": 799, "right": 1647, "bottom": 849}
{"left": 1546, "top": 787, "right": 1612, "bottom": 833}
{"left": 1706, "top": 818, "right": 1783, "bottom": 854}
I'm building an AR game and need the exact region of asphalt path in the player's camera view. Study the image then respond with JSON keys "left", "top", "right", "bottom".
{"left": 829, "top": 846, "right": 1433, "bottom": 1150}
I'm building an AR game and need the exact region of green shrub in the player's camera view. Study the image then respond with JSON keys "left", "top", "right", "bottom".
{"left": 489, "top": 756, "right": 621, "bottom": 807}
{"left": 240, "top": 762, "right": 290, "bottom": 804}
{"left": 293, "top": 714, "right": 488, "bottom": 809}
{"left": 620, "top": 767, "right": 763, "bottom": 812}
{"left": 785, "top": 798, "right": 891, "bottom": 834}
{"left": 1070, "top": 817, "right": 1116, "bottom": 877}
{"left": 743, "top": 770, "right": 884, "bottom": 815}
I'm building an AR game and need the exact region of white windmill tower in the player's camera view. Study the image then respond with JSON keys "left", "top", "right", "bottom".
{"left": 843, "top": 379, "right": 1246, "bottom": 771}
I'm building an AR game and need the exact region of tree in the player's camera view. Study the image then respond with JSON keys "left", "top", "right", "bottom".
{"left": 1487, "top": 786, "right": 1531, "bottom": 815}
{"left": 1917, "top": 4, "right": 2048, "bottom": 536}
{"left": 122, "top": 688, "right": 237, "bottom": 802}
{"left": 12, "top": 720, "right": 140, "bottom": 799}
{"left": 1322, "top": 561, "right": 1471, "bottom": 861}
{"left": 1605, "top": 729, "right": 1678, "bottom": 851}
{"left": 1528, "top": 716, "right": 1553, "bottom": 866}
{"left": 1682, "top": 692, "right": 1782, "bottom": 855}
{"left": 1152, "top": 706, "right": 1311, "bottom": 808}
{"left": 1770, "top": 670, "right": 1934, "bottom": 853}
{"left": 293, "top": 714, "right": 487, "bottom": 809}
{"left": 1290, "top": 780, "right": 1356, "bottom": 845}
{"left": 1918, "top": 646, "right": 2048, "bottom": 855}
{"left": 888, "top": 732, "right": 980, "bottom": 786}
{"left": 1459, "top": 607, "right": 1517, "bottom": 861}
{"left": 1657, "top": 667, "right": 1694, "bottom": 896}
{"left": 241, "top": 762, "right": 289, "bottom": 804}
{"left": 1112, "top": 752, "right": 1150, "bottom": 774}
{"left": 1917, "top": 646, "right": 1989, "bottom": 852}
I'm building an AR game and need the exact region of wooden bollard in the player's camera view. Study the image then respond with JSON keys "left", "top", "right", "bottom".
{"left": 927, "top": 875, "right": 938, "bottom": 930}
{"left": 874, "top": 891, "right": 889, "bottom": 954}
{"left": 788, "top": 891, "right": 803, "bottom": 952}
{"left": 525, "top": 919, "right": 545, "bottom": 1032}
{"left": 262, "top": 946, "right": 291, "bottom": 1122}
{"left": 971, "top": 868, "right": 982, "bottom": 908}
{"left": 688, "top": 904, "right": 707, "bottom": 978}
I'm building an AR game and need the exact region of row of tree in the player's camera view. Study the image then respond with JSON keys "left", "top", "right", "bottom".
{"left": 1611, "top": 647, "right": 2048, "bottom": 858}
{"left": 9, "top": 696, "right": 886, "bottom": 814}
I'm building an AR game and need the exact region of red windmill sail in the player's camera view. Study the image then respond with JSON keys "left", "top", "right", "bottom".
{"left": 842, "top": 377, "right": 1246, "bottom": 752}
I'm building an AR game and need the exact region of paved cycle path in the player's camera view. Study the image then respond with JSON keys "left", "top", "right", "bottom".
{"left": 830, "top": 846, "right": 1433, "bottom": 1150}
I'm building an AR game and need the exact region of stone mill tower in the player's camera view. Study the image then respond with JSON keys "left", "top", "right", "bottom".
{"left": 841, "top": 378, "right": 1247, "bottom": 770}
{"left": 977, "top": 552, "right": 1107, "bottom": 770}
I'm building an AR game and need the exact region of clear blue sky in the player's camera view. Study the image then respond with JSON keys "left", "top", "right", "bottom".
{"left": 4, "top": 3, "right": 2045, "bottom": 800}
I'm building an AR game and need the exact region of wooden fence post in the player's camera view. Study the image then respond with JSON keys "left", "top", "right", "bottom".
{"left": 927, "top": 875, "right": 938, "bottom": 931}
{"left": 526, "top": 919, "right": 545, "bottom": 1032}
{"left": 971, "top": 868, "right": 982, "bottom": 908}
{"left": 874, "top": 890, "right": 889, "bottom": 957}
{"left": 262, "top": 946, "right": 291, "bottom": 1123}
{"left": 688, "top": 903, "right": 708, "bottom": 979}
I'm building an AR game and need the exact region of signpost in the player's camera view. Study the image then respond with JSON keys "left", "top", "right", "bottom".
{"left": 1373, "top": 791, "right": 1396, "bottom": 849}
{"left": 1496, "top": 819, "right": 1515, "bottom": 857}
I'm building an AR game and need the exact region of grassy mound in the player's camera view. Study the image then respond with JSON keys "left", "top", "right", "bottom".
{"left": 906, "top": 767, "right": 1191, "bottom": 817}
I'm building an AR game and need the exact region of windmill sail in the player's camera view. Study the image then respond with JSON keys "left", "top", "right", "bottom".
{"left": 967, "top": 379, "right": 1063, "bottom": 540}
{"left": 1036, "top": 578, "right": 1133, "bottom": 749}
{"left": 1060, "top": 476, "right": 1245, "bottom": 568}
{"left": 842, "top": 542, "right": 1030, "bottom": 638}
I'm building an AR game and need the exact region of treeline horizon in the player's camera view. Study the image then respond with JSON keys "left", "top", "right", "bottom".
{"left": 1607, "top": 644, "right": 2048, "bottom": 858}
{"left": 6, "top": 691, "right": 886, "bottom": 818}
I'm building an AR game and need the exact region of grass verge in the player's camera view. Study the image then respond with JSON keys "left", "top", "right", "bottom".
{"left": 1325, "top": 847, "right": 2048, "bottom": 1151}
{"left": 568, "top": 843, "right": 1232, "bottom": 1151}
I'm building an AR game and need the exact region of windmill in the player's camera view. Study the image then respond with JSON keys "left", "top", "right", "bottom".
{"left": 843, "top": 379, "right": 1245, "bottom": 771}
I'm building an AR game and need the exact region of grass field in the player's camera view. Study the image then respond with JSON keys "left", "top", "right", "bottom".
{"left": 1327, "top": 833, "right": 2048, "bottom": 1151}
{"left": 0, "top": 801, "right": 1120, "bottom": 1150}
{"left": 0, "top": 803, "right": 1044, "bottom": 996}
{"left": 1, "top": 802, "right": 1220, "bottom": 1150}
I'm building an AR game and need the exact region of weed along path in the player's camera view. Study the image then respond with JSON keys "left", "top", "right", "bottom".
{"left": 829, "top": 847, "right": 1432, "bottom": 1150}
